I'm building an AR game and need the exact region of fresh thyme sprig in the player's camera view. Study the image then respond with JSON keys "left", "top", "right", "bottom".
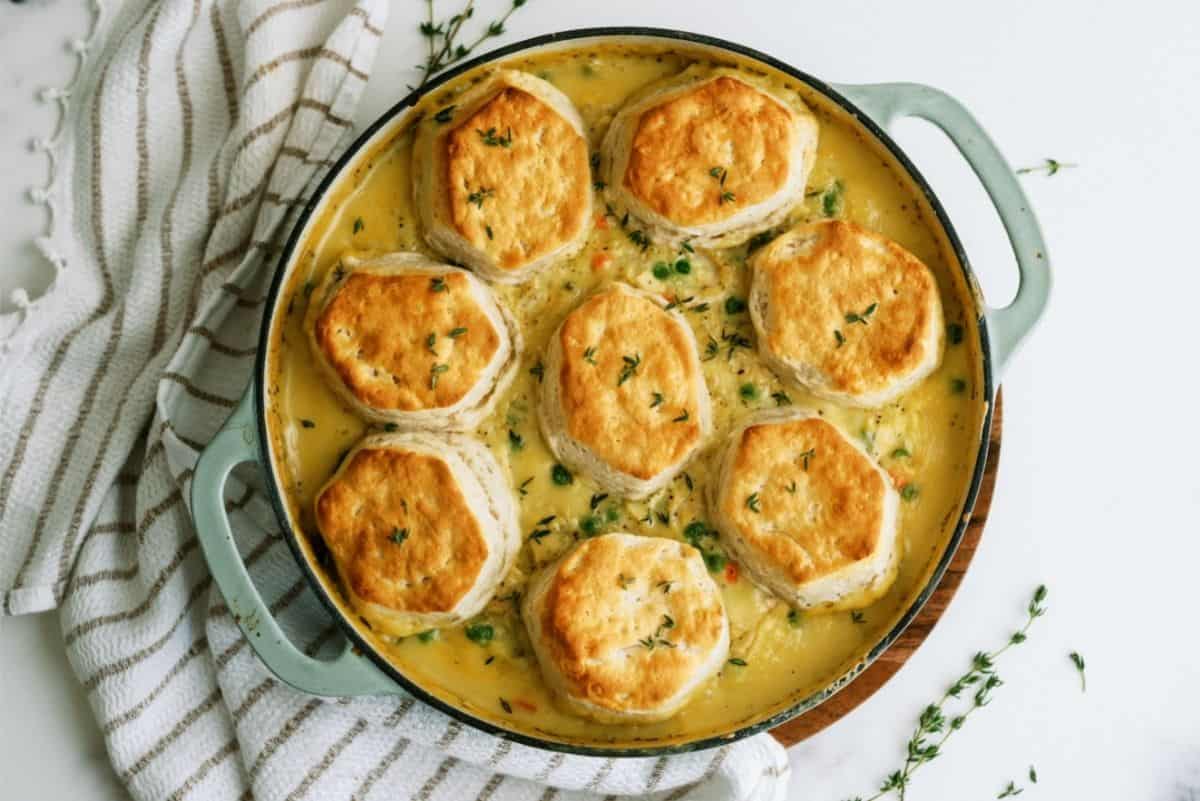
{"left": 996, "top": 780, "right": 1023, "bottom": 798}
{"left": 847, "top": 585, "right": 1049, "bottom": 801}
{"left": 415, "top": 0, "right": 530, "bottom": 89}
{"left": 845, "top": 302, "right": 878, "bottom": 326}
{"left": 477, "top": 126, "right": 513, "bottom": 147}
{"left": 636, "top": 614, "right": 676, "bottom": 650}
{"left": 1015, "top": 158, "right": 1077, "bottom": 177}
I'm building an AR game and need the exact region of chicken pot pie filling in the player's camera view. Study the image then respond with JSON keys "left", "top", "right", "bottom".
{"left": 265, "top": 43, "right": 987, "bottom": 747}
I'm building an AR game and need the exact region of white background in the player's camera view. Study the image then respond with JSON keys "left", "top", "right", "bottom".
{"left": 2, "top": 0, "right": 1200, "bottom": 799}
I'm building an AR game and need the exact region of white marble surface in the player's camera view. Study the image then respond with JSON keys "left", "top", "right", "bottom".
{"left": 2, "top": 1, "right": 1200, "bottom": 799}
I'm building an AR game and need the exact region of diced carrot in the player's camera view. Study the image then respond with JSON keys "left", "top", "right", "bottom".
{"left": 724, "top": 562, "right": 739, "bottom": 583}
{"left": 591, "top": 251, "right": 611, "bottom": 271}
{"left": 595, "top": 213, "right": 609, "bottom": 230}
{"left": 513, "top": 698, "right": 538, "bottom": 712}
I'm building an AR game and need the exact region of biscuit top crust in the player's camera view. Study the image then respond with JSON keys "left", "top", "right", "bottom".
{"left": 315, "top": 445, "right": 488, "bottom": 613}
{"left": 313, "top": 270, "right": 501, "bottom": 411}
{"left": 754, "top": 221, "right": 941, "bottom": 398}
{"left": 623, "top": 76, "right": 796, "bottom": 227}
{"left": 718, "top": 417, "right": 887, "bottom": 586}
{"left": 444, "top": 86, "right": 591, "bottom": 272}
{"left": 538, "top": 534, "right": 725, "bottom": 712}
{"left": 556, "top": 287, "right": 706, "bottom": 480}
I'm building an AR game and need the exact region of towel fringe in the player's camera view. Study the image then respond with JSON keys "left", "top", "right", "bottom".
{"left": 1, "top": 0, "right": 105, "bottom": 356}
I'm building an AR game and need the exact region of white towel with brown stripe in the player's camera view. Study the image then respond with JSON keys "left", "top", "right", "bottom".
{"left": 0, "top": 0, "right": 792, "bottom": 799}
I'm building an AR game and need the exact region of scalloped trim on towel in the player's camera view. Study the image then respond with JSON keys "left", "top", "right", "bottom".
{"left": 0, "top": 0, "right": 104, "bottom": 364}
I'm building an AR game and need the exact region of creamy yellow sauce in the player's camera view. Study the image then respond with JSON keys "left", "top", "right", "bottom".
{"left": 265, "top": 44, "right": 987, "bottom": 748}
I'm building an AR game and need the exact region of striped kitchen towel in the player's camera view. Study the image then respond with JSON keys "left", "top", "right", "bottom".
{"left": 0, "top": 0, "right": 792, "bottom": 799}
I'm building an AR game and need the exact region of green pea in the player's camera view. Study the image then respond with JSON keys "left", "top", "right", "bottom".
{"left": 683, "top": 521, "right": 708, "bottom": 545}
{"left": 652, "top": 262, "right": 671, "bottom": 280}
{"left": 551, "top": 463, "right": 573, "bottom": 486}
{"left": 465, "top": 622, "right": 494, "bottom": 644}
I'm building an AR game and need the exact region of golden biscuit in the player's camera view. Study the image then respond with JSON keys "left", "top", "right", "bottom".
{"left": 600, "top": 67, "right": 818, "bottom": 248}
{"left": 537, "top": 283, "right": 711, "bottom": 498}
{"left": 315, "top": 432, "right": 519, "bottom": 637}
{"left": 710, "top": 409, "right": 899, "bottom": 609}
{"left": 748, "top": 220, "right": 944, "bottom": 407}
{"left": 413, "top": 70, "right": 593, "bottom": 283}
{"left": 306, "top": 253, "right": 520, "bottom": 429}
{"left": 522, "top": 533, "right": 729, "bottom": 723}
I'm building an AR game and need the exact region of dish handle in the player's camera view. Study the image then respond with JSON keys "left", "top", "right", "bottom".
{"left": 190, "top": 387, "right": 401, "bottom": 696}
{"left": 831, "top": 82, "right": 1050, "bottom": 379}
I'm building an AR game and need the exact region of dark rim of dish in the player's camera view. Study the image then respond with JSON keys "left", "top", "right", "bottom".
{"left": 253, "top": 27, "right": 997, "bottom": 757}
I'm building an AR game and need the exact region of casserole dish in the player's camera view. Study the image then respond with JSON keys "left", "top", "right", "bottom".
{"left": 190, "top": 28, "right": 1049, "bottom": 755}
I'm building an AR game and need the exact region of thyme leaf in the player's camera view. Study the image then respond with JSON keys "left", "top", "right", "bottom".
{"left": 476, "top": 126, "right": 513, "bottom": 147}
{"left": 721, "top": 329, "right": 752, "bottom": 361}
{"left": 1068, "top": 651, "right": 1087, "bottom": 692}
{"left": 429, "top": 363, "right": 449, "bottom": 388}
{"left": 617, "top": 353, "right": 641, "bottom": 386}
{"left": 845, "top": 302, "right": 878, "bottom": 326}
{"left": 467, "top": 187, "right": 494, "bottom": 208}
{"left": 1015, "top": 158, "right": 1077, "bottom": 177}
